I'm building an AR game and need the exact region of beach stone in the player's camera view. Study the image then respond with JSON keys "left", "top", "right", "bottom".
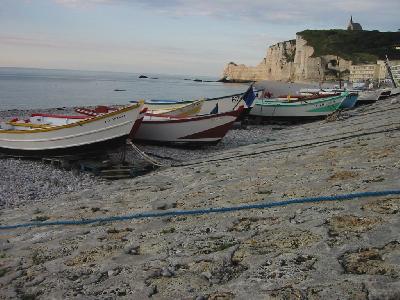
{"left": 124, "top": 244, "right": 140, "bottom": 255}
{"left": 161, "top": 267, "right": 175, "bottom": 277}
{"left": 201, "top": 271, "right": 212, "bottom": 280}
{"left": 151, "top": 200, "right": 177, "bottom": 210}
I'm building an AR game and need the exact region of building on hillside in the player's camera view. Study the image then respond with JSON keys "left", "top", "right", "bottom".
{"left": 347, "top": 16, "right": 363, "bottom": 31}
{"left": 350, "top": 60, "right": 400, "bottom": 84}
{"left": 349, "top": 64, "right": 381, "bottom": 83}
{"left": 390, "top": 64, "right": 400, "bottom": 85}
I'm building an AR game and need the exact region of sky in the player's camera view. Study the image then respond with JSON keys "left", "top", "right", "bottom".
{"left": 0, "top": 0, "right": 399, "bottom": 76}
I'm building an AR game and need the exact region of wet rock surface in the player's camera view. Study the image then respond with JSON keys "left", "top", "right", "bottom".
{"left": 0, "top": 95, "right": 400, "bottom": 299}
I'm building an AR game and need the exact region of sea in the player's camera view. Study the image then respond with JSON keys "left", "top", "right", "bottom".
{"left": 0, "top": 68, "right": 248, "bottom": 110}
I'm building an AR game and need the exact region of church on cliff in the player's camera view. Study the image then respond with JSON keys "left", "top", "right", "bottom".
{"left": 347, "top": 16, "right": 363, "bottom": 31}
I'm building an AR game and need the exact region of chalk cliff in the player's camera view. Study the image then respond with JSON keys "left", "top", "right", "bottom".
{"left": 222, "top": 35, "right": 351, "bottom": 83}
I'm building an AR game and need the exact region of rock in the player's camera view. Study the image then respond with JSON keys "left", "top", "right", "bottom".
{"left": 161, "top": 267, "right": 175, "bottom": 277}
{"left": 201, "top": 271, "right": 212, "bottom": 280}
{"left": 222, "top": 35, "right": 353, "bottom": 82}
{"left": 147, "top": 285, "right": 158, "bottom": 297}
{"left": 151, "top": 200, "right": 177, "bottom": 210}
{"left": 125, "top": 244, "right": 140, "bottom": 255}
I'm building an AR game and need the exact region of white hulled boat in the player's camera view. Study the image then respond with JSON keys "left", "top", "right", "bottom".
{"left": 0, "top": 103, "right": 144, "bottom": 157}
{"left": 135, "top": 106, "right": 244, "bottom": 145}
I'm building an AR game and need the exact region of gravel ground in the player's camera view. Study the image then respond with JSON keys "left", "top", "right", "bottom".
{"left": 0, "top": 95, "right": 399, "bottom": 299}
{"left": 0, "top": 123, "right": 283, "bottom": 208}
{"left": 121, "top": 124, "right": 279, "bottom": 166}
{"left": 0, "top": 108, "right": 283, "bottom": 209}
{"left": 0, "top": 158, "right": 97, "bottom": 209}
{"left": 0, "top": 95, "right": 396, "bottom": 209}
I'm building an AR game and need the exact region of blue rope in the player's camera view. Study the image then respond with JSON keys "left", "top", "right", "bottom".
{"left": 1, "top": 190, "right": 399, "bottom": 230}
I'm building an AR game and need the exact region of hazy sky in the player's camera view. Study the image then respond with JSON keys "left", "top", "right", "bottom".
{"left": 1, "top": 0, "right": 399, "bottom": 76}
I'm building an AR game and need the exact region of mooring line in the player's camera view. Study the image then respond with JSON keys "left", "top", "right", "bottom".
{"left": 175, "top": 124, "right": 400, "bottom": 167}
{"left": 1, "top": 190, "right": 399, "bottom": 230}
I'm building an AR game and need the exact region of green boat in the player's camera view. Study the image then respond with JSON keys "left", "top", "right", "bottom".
{"left": 250, "top": 92, "right": 348, "bottom": 118}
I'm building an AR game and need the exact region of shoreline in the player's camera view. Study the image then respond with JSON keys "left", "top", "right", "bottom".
{"left": 0, "top": 95, "right": 399, "bottom": 299}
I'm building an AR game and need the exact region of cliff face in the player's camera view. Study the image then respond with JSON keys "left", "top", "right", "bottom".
{"left": 222, "top": 35, "right": 351, "bottom": 82}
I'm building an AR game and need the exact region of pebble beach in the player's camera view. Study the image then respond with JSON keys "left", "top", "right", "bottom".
{"left": 0, "top": 94, "right": 400, "bottom": 299}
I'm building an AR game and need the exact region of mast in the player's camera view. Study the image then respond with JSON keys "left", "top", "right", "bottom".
{"left": 385, "top": 55, "right": 398, "bottom": 88}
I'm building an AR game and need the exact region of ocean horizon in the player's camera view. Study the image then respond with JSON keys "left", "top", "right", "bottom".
{"left": 0, "top": 67, "right": 248, "bottom": 110}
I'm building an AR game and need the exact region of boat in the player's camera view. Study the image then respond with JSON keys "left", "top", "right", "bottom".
{"left": 355, "top": 57, "right": 400, "bottom": 104}
{"left": 250, "top": 92, "right": 348, "bottom": 118}
{"left": 0, "top": 103, "right": 145, "bottom": 157}
{"left": 130, "top": 84, "right": 257, "bottom": 115}
{"left": 145, "top": 99, "right": 204, "bottom": 117}
{"left": 339, "top": 93, "right": 358, "bottom": 108}
{"left": 134, "top": 106, "right": 245, "bottom": 145}
{"left": 356, "top": 88, "right": 391, "bottom": 104}
{"left": 299, "top": 89, "right": 358, "bottom": 109}
{"left": 389, "top": 87, "right": 400, "bottom": 96}
{"left": 76, "top": 99, "right": 204, "bottom": 118}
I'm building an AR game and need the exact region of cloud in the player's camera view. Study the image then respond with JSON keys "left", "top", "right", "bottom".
{"left": 53, "top": 0, "right": 117, "bottom": 8}
{"left": 49, "top": 0, "right": 399, "bottom": 29}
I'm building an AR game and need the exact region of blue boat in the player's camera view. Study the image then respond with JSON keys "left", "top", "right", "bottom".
{"left": 340, "top": 93, "right": 358, "bottom": 109}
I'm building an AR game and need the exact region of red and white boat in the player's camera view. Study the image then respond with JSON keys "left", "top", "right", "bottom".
{"left": 134, "top": 106, "right": 244, "bottom": 145}
{"left": 0, "top": 103, "right": 145, "bottom": 157}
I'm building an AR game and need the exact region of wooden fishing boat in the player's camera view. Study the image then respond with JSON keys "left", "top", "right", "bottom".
{"left": 250, "top": 92, "right": 348, "bottom": 118}
{"left": 389, "top": 87, "right": 400, "bottom": 96}
{"left": 77, "top": 99, "right": 204, "bottom": 118}
{"left": 356, "top": 88, "right": 391, "bottom": 104}
{"left": 146, "top": 99, "right": 204, "bottom": 117}
{"left": 299, "top": 89, "right": 358, "bottom": 109}
{"left": 0, "top": 103, "right": 144, "bottom": 157}
{"left": 134, "top": 106, "right": 244, "bottom": 145}
{"left": 339, "top": 93, "right": 358, "bottom": 108}
{"left": 130, "top": 85, "right": 257, "bottom": 115}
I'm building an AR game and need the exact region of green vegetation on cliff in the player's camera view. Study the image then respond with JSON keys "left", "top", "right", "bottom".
{"left": 297, "top": 29, "right": 400, "bottom": 64}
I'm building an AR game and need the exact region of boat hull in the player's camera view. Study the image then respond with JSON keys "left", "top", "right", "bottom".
{"left": 0, "top": 104, "right": 143, "bottom": 157}
{"left": 0, "top": 134, "right": 129, "bottom": 157}
{"left": 135, "top": 107, "right": 243, "bottom": 145}
{"left": 250, "top": 93, "right": 347, "bottom": 118}
{"left": 389, "top": 87, "right": 400, "bottom": 96}
{"left": 357, "top": 89, "right": 391, "bottom": 104}
{"left": 340, "top": 93, "right": 358, "bottom": 109}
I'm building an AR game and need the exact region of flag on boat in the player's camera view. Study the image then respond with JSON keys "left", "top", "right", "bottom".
{"left": 210, "top": 103, "right": 219, "bottom": 114}
{"left": 242, "top": 84, "right": 256, "bottom": 107}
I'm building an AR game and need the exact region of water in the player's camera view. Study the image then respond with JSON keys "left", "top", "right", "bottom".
{"left": 0, "top": 68, "right": 248, "bottom": 110}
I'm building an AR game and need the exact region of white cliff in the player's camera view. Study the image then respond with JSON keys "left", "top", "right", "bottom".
{"left": 222, "top": 35, "right": 351, "bottom": 83}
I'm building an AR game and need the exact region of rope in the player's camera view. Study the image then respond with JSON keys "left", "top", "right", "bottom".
{"left": 126, "top": 139, "right": 165, "bottom": 167}
{"left": 176, "top": 124, "right": 400, "bottom": 167}
{"left": 1, "top": 189, "right": 399, "bottom": 230}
